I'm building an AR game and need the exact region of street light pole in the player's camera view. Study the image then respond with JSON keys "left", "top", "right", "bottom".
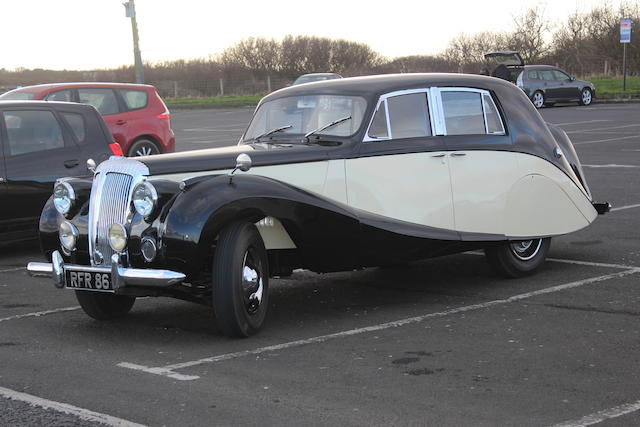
{"left": 124, "top": 0, "right": 144, "bottom": 84}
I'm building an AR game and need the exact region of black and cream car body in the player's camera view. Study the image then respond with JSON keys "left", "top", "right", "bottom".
{"left": 28, "top": 74, "right": 609, "bottom": 337}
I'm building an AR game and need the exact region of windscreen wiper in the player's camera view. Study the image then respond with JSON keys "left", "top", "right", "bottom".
{"left": 251, "top": 125, "right": 293, "bottom": 142}
{"left": 303, "top": 116, "right": 351, "bottom": 142}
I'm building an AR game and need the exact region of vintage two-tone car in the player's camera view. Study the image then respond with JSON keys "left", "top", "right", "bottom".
{"left": 28, "top": 74, "right": 609, "bottom": 337}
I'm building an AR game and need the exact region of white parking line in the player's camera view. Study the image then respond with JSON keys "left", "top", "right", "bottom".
{"left": 552, "top": 120, "right": 610, "bottom": 126}
{"left": 566, "top": 124, "right": 640, "bottom": 134}
{"left": 0, "top": 306, "right": 80, "bottom": 323}
{"left": 583, "top": 164, "right": 640, "bottom": 168}
{"left": 611, "top": 203, "right": 640, "bottom": 212}
{"left": 118, "top": 268, "right": 640, "bottom": 381}
{"left": 0, "top": 267, "right": 26, "bottom": 273}
{"left": 551, "top": 398, "right": 640, "bottom": 427}
{"left": 574, "top": 135, "right": 640, "bottom": 145}
{"left": 0, "top": 385, "right": 146, "bottom": 427}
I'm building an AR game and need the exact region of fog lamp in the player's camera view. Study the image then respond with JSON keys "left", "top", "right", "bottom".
{"left": 108, "top": 223, "right": 128, "bottom": 252}
{"left": 59, "top": 221, "right": 78, "bottom": 254}
{"left": 140, "top": 237, "right": 157, "bottom": 262}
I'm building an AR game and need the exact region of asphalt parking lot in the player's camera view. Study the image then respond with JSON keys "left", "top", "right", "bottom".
{"left": 2, "top": 102, "right": 640, "bottom": 426}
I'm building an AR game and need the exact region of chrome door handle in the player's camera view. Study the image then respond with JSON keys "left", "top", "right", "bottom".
{"left": 431, "top": 153, "right": 446, "bottom": 157}
{"left": 450, "top": 152, "right": 466, "bottom": 157}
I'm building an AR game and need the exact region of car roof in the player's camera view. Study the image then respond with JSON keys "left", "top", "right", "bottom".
{"left": 5, "top": 82, "right": 155, "bottom": 93}
{"left": 0, "top": 100, "right": 98, "bottom": 111}
{"left": 265, "top": 73, "right": 518, "bottom": 102}
{"left": 523, "top": 65, "right": 560, "bottom": 70}
{"left": 299, "top": 73, "right": 341, "bottom": 77}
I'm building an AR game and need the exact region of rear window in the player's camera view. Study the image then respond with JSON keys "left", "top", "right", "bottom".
{"left": 0, "top": 91, "right": 37, "bottom": 100}
{"left": 120, "top": 89, "right": 148, "bottom": 110}
{"left": 61, "top": 112, "right": 86, "bottom": 143}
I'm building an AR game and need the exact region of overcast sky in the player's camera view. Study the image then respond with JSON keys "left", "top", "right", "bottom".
{"left": 1, "top": 0, "right": 630, "bottom": 70}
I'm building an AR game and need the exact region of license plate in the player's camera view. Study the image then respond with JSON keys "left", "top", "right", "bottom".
{"left": 65, "top": 270, "right": 113, "bottom": 292}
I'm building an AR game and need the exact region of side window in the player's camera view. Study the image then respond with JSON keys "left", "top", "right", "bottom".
{"left": 77, "top": 88, "right": 119, "bottom": 115}
{"left": 441, "top": 91, "right": 485, "bottom": 135}
{"left": 387, "top": 93, "right": 431, "bottom": 139}
{"left": 540, "top": 70, "right": 555, "bottom": 81}
{"left": 553, "top": 70, "right": 571, "bottom": 81}
{"left": 527, "top": 71, "right": 539, "bottom": 80}
{"left": 61, "top": 112, "right": 86, "bottom": 143}
{"left": 120, "top": 89, "right": 148, "bottom": 110}
{"left": 2, "top": 110, "right": 65, "bottom": 156}
{"left": 45, "top": 90, "right": 73, "bottom": 102}
{"left": 368, "top": 101, "right": 388, "bottom": 139}
{"left": 482, "top": 95, "right": 505, "bottom": 134}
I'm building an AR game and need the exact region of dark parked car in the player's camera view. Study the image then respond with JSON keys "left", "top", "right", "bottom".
{"left": 28, "top": 74, "right": 609, "bottom": 337}
{"left": 292, "top": 73, "right": 343, "bottom": 85}
{"left": 0, "top": 101, "right": 118, "bottom": 243}
{"left": 484, "top": 52, "right": 595, "bottom": 108}
{"left": 0, "top": 83, "right": 175, "bottom": 156}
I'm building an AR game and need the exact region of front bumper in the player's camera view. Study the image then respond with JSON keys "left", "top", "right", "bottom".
{"left": 27, "top": 250, "right": 185, "bottom": 293}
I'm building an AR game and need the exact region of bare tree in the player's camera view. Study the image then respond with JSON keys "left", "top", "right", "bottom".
{"left": 509, "top": 6, "right": 551, "bottom": 63}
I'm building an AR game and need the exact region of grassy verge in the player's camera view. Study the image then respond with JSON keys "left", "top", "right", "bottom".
{"left": 589, "top": 76, "right": 640, "bottom": 98}
{"left": 165, "top": 95, "right": 262, "bottom": 109}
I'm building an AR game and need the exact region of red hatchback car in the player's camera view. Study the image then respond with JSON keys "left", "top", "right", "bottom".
{"left": 0, "top": 83, "right": 175, "bottom": 156}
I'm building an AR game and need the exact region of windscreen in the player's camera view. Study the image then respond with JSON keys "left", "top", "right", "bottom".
{"left": 243, "top": 95, "right": 367, "bottom": 141}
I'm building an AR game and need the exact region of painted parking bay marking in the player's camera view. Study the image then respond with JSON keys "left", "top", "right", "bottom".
{"left": 118, "top": 267, "right": 640, "bottom": 381}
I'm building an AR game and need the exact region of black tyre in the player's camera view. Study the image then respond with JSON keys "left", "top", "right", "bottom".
{"left": 580, "top": 88, "right": 593, "bottom": 106}
{"left": 484, "top": 238, "right": 551, "bottom": 278}
{"left": 75, "top": 291, "right": 135, "bottom": 320}
{"left": 127, "top": 139, "right": 160, "bottom": 157}
{"left": 212, "top": 222, "right": 269, "bottom": 337}
{"left": 531, "top": 91, "right": 545, "bottom": 109}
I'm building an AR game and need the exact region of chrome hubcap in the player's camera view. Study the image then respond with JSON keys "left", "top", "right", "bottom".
{"left": 582, "top": 90, "right": 591, "bottom": 104}
{"left": 533, "top": 93, "right": 544, "bottom": 108}
{"left": 509, "top": 239, "right": 543, "bottom": 261}
{"left": 242, "top": 249, "right": 264, "bottom": 315}
{"left": 134, "top": 144, "right": 158, "bottom": 156}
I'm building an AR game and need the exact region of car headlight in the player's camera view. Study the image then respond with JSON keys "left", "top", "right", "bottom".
{"left": 132, "top": 181, "right": 158, "bottom": 218}
{"left": 59, "top": 221, "right": 78, "bottom": 254}
{"left": 53, "top": 182, "right": 75, "bottom": 216}
{"left": 108, "top": 223, "right": 128, "bottom": 252}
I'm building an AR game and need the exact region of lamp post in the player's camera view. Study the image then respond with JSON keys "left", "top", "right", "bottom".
{"left": 123, "top": 0, "right": 144, "bottom": 84}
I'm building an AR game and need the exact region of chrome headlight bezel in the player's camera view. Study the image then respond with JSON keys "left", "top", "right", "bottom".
{"left": 53, "top": 181, "right": 76, "bottom": 216}
{"left": 108, "top": 223, "right": 128, "bottom": 253}
{"left": 59, "top": 220, "right": 78, "bottom": 255}
{"left": 132, "top": 181, "right": 158, "bottom": 219}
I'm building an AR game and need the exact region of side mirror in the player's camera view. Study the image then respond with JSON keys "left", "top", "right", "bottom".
{"left": 235, "top": 153, "right": 252, "bottom": 172}
{"left": 87, "top": 158, "right": 97, "bottom": 174}
{"left": 569, "top": 76, "right": 575, "bottom": 82}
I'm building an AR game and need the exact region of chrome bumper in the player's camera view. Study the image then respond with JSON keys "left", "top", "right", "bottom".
{"left": 27, "top": 250, "right": 185, "bottom": 292}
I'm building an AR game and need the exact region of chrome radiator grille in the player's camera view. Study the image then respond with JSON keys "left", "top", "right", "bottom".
{"left": 94, "top": 173, "right": 133, "bottom": 265}
{"left": 88, "top": 157, "right": 149, "bottom": 267}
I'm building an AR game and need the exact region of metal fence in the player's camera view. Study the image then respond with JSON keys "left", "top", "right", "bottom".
{"left": 148, "top": 76, "right": 292, "bottom": 99}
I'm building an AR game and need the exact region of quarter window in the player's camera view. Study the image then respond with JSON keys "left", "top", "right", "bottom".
{"left": 120, "top": 89, "right": 148, "bottom": 110}
{"left": 45, "top": 90, "right": 73, "bottom": 102}
{"left": 78, "top": 88, "right": 119, "bottom": 115}
{"left": 368, "top": 102, "right": 388, "bottom": 138}
{"left": 3, "top": 110, "right": 65, "bottom": 156}
{"left": 482, "top": 94, "right": 505, "bottom": 134}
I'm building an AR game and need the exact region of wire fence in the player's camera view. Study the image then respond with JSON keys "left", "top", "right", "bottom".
{"left": 149, "top": 76, "right": 292, "bottom": 99}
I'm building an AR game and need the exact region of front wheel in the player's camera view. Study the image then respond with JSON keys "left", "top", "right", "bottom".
{"left": 75, "top": 291, "right": 135, "bottom": 320}
{"left": 484, "top": 238, "right": 551, "bottom": 278}
{"left": 580, "top": 88, "right": 593, "bottom": 106}
{"left": 531, "top": 91, "right": 545, "bottom": 109}
{"left": 212, "top": 222, "right": 269, "bottom": 337}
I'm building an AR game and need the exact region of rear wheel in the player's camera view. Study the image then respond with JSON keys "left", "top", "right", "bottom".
{"left": 212, "top": 222, "right": 269, "bottom": 337}
{"left": 75, "top": 291, "right": 135, "bottom": 320}
{"left": 532, "top": 91, "right": 545, "bottom": 109}
{"left": 484, "top": 238, "right": 551, "bottom": 278}
{"left": 127, "top": 139, "right": 160, "bottom": 157}
{"left": 580, "top": 88, "right": 593, "bottom": 106}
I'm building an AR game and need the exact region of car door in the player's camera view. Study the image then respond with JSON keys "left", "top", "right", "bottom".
{"left": 0, "top": 122, "right": 9, "bottom": 236}
{"left": 346, "top": 89, "right": 455, "bottom": 231}
{"left": 432, "top": 88, "right": 518, "bottom": 237}
{"left": 553, "top": 69, "right": 580, "bottom": 100}
{"left": 77, "top": 87, "right": 128, "bottom": 146}
{"left": 1, "top": 107, "right": 85, "bottom": 234}
{"left": 539, "top": 69, "right": 562, "bottom": 101}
